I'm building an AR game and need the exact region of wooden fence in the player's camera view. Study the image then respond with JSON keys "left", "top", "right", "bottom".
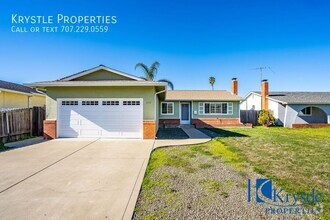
{"left": 0, "top": 107, "right": 45, "bottom": 143}
{"left": 240, "top": 110, "right": 260, "bottom": 126}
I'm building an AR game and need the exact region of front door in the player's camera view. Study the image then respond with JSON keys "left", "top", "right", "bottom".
{"left": 180, "top": 103, "right": 190, "bottom": 124}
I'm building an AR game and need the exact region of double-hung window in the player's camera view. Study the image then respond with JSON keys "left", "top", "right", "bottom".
{"left": 161, "top": 102, "right": 174, "bottom": 115}
{"left": 199, "top": 102, "right": 233, "bottom": 115}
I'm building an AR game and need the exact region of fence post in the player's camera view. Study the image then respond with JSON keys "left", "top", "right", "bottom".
{"left": 30, "top": 108, "right": 33, "bottom": 136}
{"left": 5, "top": 112, "right": 10, "bottom": 142}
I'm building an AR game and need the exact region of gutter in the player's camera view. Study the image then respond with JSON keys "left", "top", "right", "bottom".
{"left": 0, "top": 88, "right": 33, "bottom": 96}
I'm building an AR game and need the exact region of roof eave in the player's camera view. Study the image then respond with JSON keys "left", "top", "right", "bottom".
{"left": 0, "top": 88, "right": 34, "bottom": 96}
{"left": 24, "top": 81, "right": 168, "bottom": 88}
{"left": 286, "top": 102, "right": 330, "bottom": 105}
{"left": 165, "top": 98, "right": 243, "bottom": 101}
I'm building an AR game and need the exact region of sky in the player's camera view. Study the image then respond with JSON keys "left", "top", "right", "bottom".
{"left": 0, "top": 0, "right": 330, "bottom": 96}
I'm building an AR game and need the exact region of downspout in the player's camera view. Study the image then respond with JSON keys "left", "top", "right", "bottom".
{"left": 154, "top": 89, "right": 166, "bottom": 120}
{"left": 28, "top": 96, "right": 31, "bottom": 108}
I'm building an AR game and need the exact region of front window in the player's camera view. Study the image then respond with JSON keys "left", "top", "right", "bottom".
{"left": 200, "top": 102, "right": 233, "bottom": 115}
{"left": 298, "top": 107, "right": 312, "bottom": 116}
{"left": 161, "top": 102, "right": 174, "bottom": 115}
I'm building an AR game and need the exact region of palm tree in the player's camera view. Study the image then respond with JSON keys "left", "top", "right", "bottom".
{"left": 209, "top": 76, "right": 215, "bottom": 90}
{"left": 135, "top": 61, "right": 174, "bottom": 90}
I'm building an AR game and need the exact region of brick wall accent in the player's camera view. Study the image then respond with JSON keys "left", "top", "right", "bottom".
{"left": 292, "top": 123, "right": 330, "bottom": 128}
{"left": 159, "top": 119, "right": 180, "bottom": 128}
{"left": 143, "top": 120, "right": 156, "bottom": 139}
{"left": 44, "top": 120, "right": 56, "bottom": 139}
{"left": 231, "top": 78, "right": 238, "bottom": 95}
{"left": 192, "top": 118, "right": 250, "bottom": 128}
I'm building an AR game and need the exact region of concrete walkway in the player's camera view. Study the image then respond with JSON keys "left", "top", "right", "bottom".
{"left": 154, "top": 128, "right": 211, "bottom": 149}
{"left": 181, "top": 127, "right": 210, "bottom": 139}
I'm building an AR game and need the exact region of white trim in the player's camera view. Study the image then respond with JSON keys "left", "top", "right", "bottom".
{"left": 201, "top": 102, "right": 233, "bottom": 115}
{"left": 180, "top": 102, "right": 190, "bottom": 125}
{"left": 191, "top": 101, "right": 194, "bottom": 119}
{"left": 298, "top": 106, "right": 312, "bottom": 116}
{"left": 31, "top": 92, "right": 46, "bottom": 97}
{"left": 25, "top": 81, "right": 167, "bottom": 87}
{"left": 62, "top": 66, "right": 144, "bottom": 81}
{"left": 160, "top": 102, "right": 174, "bottom": 115}
{"left": 56, "top": 98, "right": 143, "bottom": 139}
{"left": 166, "top": 98, "right": 242, "bottom": 101}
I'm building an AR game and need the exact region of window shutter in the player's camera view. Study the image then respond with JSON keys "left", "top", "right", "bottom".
{"left": 199, "top": 102, "right": 204, "bottom": 114}
{"left": 228, "top": 102, "right": 233, "bottom": 114}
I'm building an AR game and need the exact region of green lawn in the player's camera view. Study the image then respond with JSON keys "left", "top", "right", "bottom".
{"left": 209, "top": 126, "right": 330, "bottom": 218}
{"left": 134, "top": 127, "right": 330, "bottom": 219}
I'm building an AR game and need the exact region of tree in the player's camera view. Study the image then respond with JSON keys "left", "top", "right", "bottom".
{"left": 135, "top": 61, "right": 174, "bottom": 90}
{"left": 209, "top": 76, "right": 216, "bottom": 90}
{"left": 258, "top": 110, "right": 276, "bottom": 127}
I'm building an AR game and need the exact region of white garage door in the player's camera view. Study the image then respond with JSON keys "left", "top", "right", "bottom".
{"left": 57, "top": 99, "right": 143, "bottom": 138}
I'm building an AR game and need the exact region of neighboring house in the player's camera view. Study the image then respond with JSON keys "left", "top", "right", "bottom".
{"left": 26, "top": 65, "right": 245, "bottom": 140}
{"left": 241, "top": 80, "right": 330, "bottom": 127}
{"left": 0, "top": 80, "right": 45, "bottom": 110}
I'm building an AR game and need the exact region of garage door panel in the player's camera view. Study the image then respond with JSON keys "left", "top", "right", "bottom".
{"left": 58, "top": 99, "right": 143, "bottom": 138}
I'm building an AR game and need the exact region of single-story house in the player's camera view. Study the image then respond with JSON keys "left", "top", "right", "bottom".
{"left": 0, "top": 80, "right": 45, "bottom": 110}
{"left": 26, "top": 65, "right": 246, "bottom": 139}
{"left": 240, "top": 80, "right": 330, "bottom": 127}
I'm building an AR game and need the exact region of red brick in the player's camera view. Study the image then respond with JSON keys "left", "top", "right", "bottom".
{"left": 261, "top": 80, "right": 269, "bottom": 110}
{"left": 159, "top": 119, "right": 180, "bottom": 128}
{"left": 192, "top": 118, "right": 251, "bottom": 128}
{"left": 292, "top": 123, "right": 330, "bottom": 128}
{"left": 231, "top": 78, "right": 238, "bottom": 95}
{"left": 143, "top": 120, "right": 156, "bottom": 139}
{"left": 44, "top": 120, "right": 56, "bottom": 139}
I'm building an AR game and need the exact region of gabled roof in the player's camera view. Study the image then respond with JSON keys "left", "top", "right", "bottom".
{"left": 59, "top": 64, "right": 144, "bottom": 81}
{"left": 252, "top": 91, "right": 330, "bottom": 104}
{"left": 165, "top": 90, "right": 242, "bottom": 101}
{"left": 0, "top": 80, "right": 45, "bottom": 96}
{"left": 25, "top": 65, "right": 169, "bottom": 88}
{"left": 25, "top": 80, "right": 168, "bottom": 87}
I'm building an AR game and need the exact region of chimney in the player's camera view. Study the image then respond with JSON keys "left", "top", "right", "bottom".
{"left": 261, "top": 79, "right": 269, "bottom": 110}
{"left": 231, "top": 78, "right": 238, "bottom": 95}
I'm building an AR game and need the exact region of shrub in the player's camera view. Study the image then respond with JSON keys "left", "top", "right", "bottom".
{"left": 258, "top": 110, "right": 276, "bottom": 127}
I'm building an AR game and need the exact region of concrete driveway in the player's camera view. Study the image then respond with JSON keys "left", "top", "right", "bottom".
{"left": 0, "top": 138, "right": 154, "bottom": 220}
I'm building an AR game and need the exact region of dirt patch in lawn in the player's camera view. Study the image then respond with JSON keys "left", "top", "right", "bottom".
{"left": 133, "top": 138, "right": 319, "bottom": 219}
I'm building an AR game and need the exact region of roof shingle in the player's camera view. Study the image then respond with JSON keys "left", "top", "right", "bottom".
{"left": 166, "top": 90, "right": 242, "bottom": 101}
{"left": 253, "top": 91, "right": 330, "bottom": 104}
{"left": 0, "top": 80, "right": 44, "bottom": 95}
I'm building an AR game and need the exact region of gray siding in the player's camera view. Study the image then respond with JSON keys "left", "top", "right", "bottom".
{"left": 294, "top": 107, "right": 327, "bottom": 124}
{"left": 284, "top": 104, "right": 330, "bottom": 127}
